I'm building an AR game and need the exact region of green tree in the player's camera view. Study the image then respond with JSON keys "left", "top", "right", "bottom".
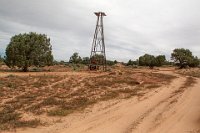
{"left": 114, "top": 60, "right": 118, "bottom": 64}
{"left": 127, "top": 59, "right": 134, "bottom": 66}
{"left": 171, "top": 48, "right": 199, "bottom": 68}
{"left": 69, "top": 52, "right": 82, "bottom": 64}
{"left": 127, "top": 59, "right": 139, "bottom": 66}
{"left": 139, "top": 54, "right": 156, "bottom": 68}
{"left": 139, "top": 54, "right": 166, "bottom": 68}
{"left": 155, "top": 55, "right": 166, "bottom": 66}
{"left": 106, "top": 60, "right": 115, "bottom": 66}
{"left": 5, "top": 32, "right": 53, "bottom": 72}
{"left": 59, "top": 60, "right": 67, "bottom": 65}
{"left": 148, "top": 55, "right": 157, "bottom": 68}
{"left": 82, "top": 57, "right": 90, "bottom": 65}
{"left": 188, "top": 56, "right": 200, "bottom": 67}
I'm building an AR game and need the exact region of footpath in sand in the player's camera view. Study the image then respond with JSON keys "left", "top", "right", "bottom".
{"left": 16, "top": 70, "right": 200, "bottom": 133}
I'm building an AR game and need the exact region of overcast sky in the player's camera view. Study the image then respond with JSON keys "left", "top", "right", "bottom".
{"left": 0, "top": 0, "right": 200, "bottom": 62}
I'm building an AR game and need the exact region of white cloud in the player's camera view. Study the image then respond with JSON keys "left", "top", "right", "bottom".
{"left": 0, "top": 0, "right": 200, "bottom": 62}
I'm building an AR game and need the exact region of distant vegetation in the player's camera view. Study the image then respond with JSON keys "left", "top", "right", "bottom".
{"left": 0, "top": 55, "right": 4, "bottom": 65}
{"left": 68, "top": 52, "right": 117, "bottom": 66}
{"left": 126, "top": 59, "right": 139, "bottom": 66}
{"left": 69, "top": 52, "right": 82, "bottom": 64}
{"left": 171, "top": 48, "right": 199, "bottom": 68}
{"left": 2, "top": 32, "right": 200, "bottom": 71}
{"left": 126, "top": 48, "right": 199, "bottom": 69}
{"left": 127, "top": 54, "right": 170, "bottom": 68}
{"left": 4, "top": 32, "right": 53, "bottom": 72}
{"left": 139, "top": 54, "right": 166, "bottom": 68}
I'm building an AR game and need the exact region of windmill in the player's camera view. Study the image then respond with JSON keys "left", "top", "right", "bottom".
{"left": 89, "top": 12, "right": 107, "bottom": 71}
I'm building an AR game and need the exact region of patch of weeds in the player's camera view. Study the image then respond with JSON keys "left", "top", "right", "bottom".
{"left": 119, "top": 87, "right": 141, "bottom": 97}
{"left": 5, "top": 94, "right": 39, "bottom": 110}
{"left": 48, "top": 109, "right": 73, "bottom": 116}
{"left": 10, "top": 103, "right": 23, "bottom": 110}
{"left": 125, "top": 80, "right": 140, "bottom": 86}
{"left": 6, "top": 74, "right": 15, "bottom": 78}
{"left": 0, "top": 92, "right": 5, "bottom": 97}
{"left": 95, "top": 79, "right": 114, "bottom": 87}
{"left": 32, "top": 75, "right": 64, "bottom": 88}
{"left": 190, "top": 72, "right": 200, "bottom": 78}
{"left": 146, "top": 84, "right": 161, "bottom": 89}
{"left": 52, "top": 82, "right": 71, "bottom": 90}
{"left": 15, "top": 93, "right": 38, "bottom": 105}
{"left": 0, "top": 105, "right": 21, "bottom": 130}
{"left": 33, "top": 78, "right": 48, "bottom": 88}
{"left": 113, "top": 77, "right": 140, "bottom": 86}
{"left": 17, "top": 93, "right": 38, "bottom": 99}
{"left": 0, "top": 124, "right": 9, "bottom": 130}
{"left": 177, "top": 69, "right": 200, "bottom": 78}
{"left": 42, "top": 97, "right": 65, "bottom": 106}
{"left": 26, "top": 104, "right": 43, "bottom": 114}
{"left": 0, "top": 117, "right": 40, "bottom": 130}
{"left": 83, "top": 81, "right": 94, "bottom": 89}
{"left": 61, "top": 97, "right": 96, "bottom": 111}
{"left": 117, "top": 88, "right": 135, "bottom": 93}
{"left": 0, "top": 75, "right": 29, "bottom": 91}
{"left": 153, "top": 73, "right": 177, "bottom": 82}
{"left": 101, "top": 91, "right": 119, "bottom": 100}
{"left": 0, "top": 106, "right": 21, "bottom": 124}
{"left": 67, "top": 89, "right": 87, "bottom": 98}
{"left": 54, "top": 94, "right": 67, "bottom": 99}
{"left": 6, "top": 82, "right": 17, "bottom": 89}
{"left": 42, "top": 97, "right": 58, "bottom": 106}
{"left": 5, "top": 99, "right": 19, "bottom": 104}
{"left": 0, "top": 80, "right": 4, "bottom": 88}
{"left": 15, "top": 119, "right": 40, "bottom": 128}
{"left": 71, "top": 97, "right": 92, "bottom": 109}
{"left": 32, "top": 67, "right": 42, "bottom": 72}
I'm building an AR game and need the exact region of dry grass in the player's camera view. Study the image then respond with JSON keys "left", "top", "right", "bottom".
{"left": 48, "top": 109, "right": 73, "bottom": 116}
{"left": 0, "top": 105, "right": 40, "bottom": 131}
{"left": 177, "top": 68, "right": 200, "bottom": 78}
{"left": 0, "top": 68, "right": 176, "bottom": 131}
{"left": 146, "top": 84, "right": 161, "bottom": 89}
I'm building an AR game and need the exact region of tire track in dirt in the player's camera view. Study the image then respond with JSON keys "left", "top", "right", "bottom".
{"left": 149, "top": 76, "right": 197, "bottom": 132}
{"left": 151, "top": 77, "right": 200, "bottom": 133}
{"left": 125, "top": 74, "right": 198, "bottom": 133}
{"left": 124, "top": 97, "right": 169, "bottom": 133}
{"left": 124, "top": 79, "right": 187, "bottom": 133}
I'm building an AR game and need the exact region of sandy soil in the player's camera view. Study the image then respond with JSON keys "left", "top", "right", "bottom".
{"left": 4, "top": 69, "right": 200, "bottom": 133}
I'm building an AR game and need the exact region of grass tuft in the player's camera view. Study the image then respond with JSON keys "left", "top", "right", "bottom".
{"left": 48, "top": 109, "right": 73, "bottom": 116}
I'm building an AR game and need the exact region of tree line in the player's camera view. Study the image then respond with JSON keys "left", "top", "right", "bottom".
{"left": 127, "top": 48, "right": 199, "bottom": 69}
{"left": 55, "top": 52, "right": 118, "bottom": 66}
{"left": 1, "top": 32, "right": 200, "bottom": 71}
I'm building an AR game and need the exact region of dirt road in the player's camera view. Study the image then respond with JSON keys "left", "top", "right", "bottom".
{"left": 15, "top": 70, "right": 200, "bottom": 133}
